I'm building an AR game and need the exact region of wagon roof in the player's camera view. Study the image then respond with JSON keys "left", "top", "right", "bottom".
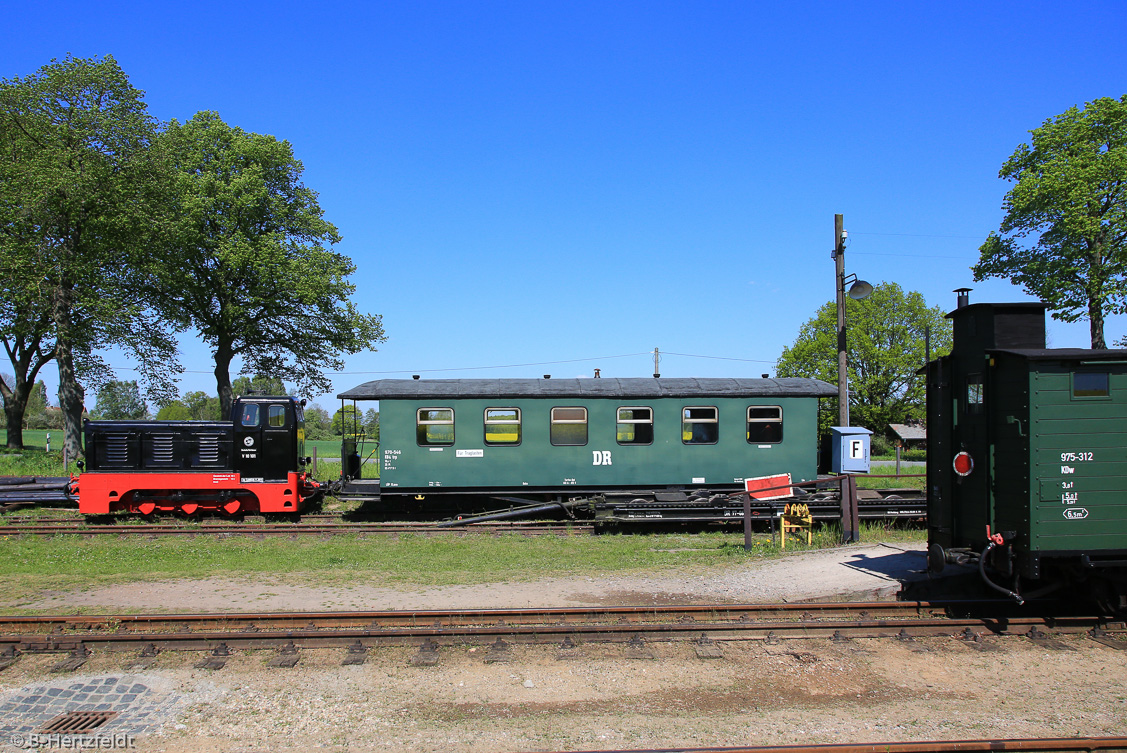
{"left": 990, "top": 347, "right": 1127, "bottom": 361}
{"left": 338, "top": 377, "right": 837, "bottom": 401}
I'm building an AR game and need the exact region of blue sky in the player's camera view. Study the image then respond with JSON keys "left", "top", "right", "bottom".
{"left": 6, "top": 1, "right": 1127, "bottom": 410}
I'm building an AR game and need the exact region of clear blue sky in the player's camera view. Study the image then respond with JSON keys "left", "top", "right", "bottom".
{"left": 6, "top": 1, "right": 1127, "bottom": 410}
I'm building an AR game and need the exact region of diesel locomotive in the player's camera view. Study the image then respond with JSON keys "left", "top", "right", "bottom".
{"left": 926, "top": 294, "right": 1127, "bottom": 607}
{"left": 73, "top": 394, "right": 322, "bottom": 516}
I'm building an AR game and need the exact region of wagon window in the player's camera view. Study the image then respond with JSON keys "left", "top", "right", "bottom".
{"left": 966, "top": 373, "right": 983, "bottom": 414}
{"left": 747, "top": 406, "right": 783, "bottom": 443}
{"left": 551, "top": 407, "right": 588, "bottom": 446}
{"left": 268, "top": 405, "right": 287, "bottom": 428}
{"left": 1073, "top": 371, "right": 1110, "bottom": 398}
{"left": 617, "top": 407, "right": 653, "bottom": 445}
{"left": 485, "top": 408, "right": 521, "bottom": 445}
{"left": 682, "top": 406, "right": 718, "bottom": 444}
{"left": 417, "top": 407, "right": 455, "bottom": 446}
{"left": 240, "top": 403, "right": 260, "bottom": 427}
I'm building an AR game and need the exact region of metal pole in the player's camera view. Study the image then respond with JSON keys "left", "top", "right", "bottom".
{"left": 742, "top": 493, "right": 753, "bottom": 551}
{"left": 834, "top": 213, "right": 849, "bottom": 427}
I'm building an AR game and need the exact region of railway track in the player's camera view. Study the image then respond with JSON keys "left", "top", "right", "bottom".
{"left": 0, "top": 601, "right": 1118, "bottom": 655}
{"left": 0, "top": 518, "right": 594, "bottom": 537}
{"left": 541, "top": 739, "right": 1127, "bottom": 753}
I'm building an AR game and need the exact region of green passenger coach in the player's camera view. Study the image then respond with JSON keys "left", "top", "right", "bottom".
{"left": 337, "top": 377, "right": 836, "bottom": 506}
{"left": 927, "top": 297, "right": 1127, "bottom": 607}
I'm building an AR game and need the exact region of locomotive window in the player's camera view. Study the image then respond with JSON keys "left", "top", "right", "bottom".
{"left": 617, "top": 407, "right": 653, "bottom": 445}
{"left": 268, "top": 405, "right": 286, "bottom": 427}
{"left": 682, "top": 406, "right": 718, "bottom": 444}
{"left": 747, "top": 406, "right": 783, "bottom": 443}
{"left": 966, "top": 373, "right": 983, "bottom": 414}
{"left": 485, "top": 408, "right": 521, "bottom": 445}
{"left": 240, "top": 403, "right": 260, "bottom": 427}
{"left": 1073, "top": 371, "right": 1110, "bottom": 398}
{"left": 551, "top": 407, "right": 588, "bottom": 446}
{"left": 417, "top": 407, "right": 455, "bottom": 446}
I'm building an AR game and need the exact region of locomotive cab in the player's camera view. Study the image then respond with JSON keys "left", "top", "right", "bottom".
{"left": 232, "top": 396, "right": 307, "bottom": 482}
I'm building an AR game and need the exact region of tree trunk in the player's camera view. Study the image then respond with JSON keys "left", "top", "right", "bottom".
{"left": 214, "top": 340, "right": 234, "bottom": 421}
{"left": 3, "top": 402, "right": 26, "bottom": 449}
{"left": 51, "top": 280, "right": 85, "bottom": 461}
{"left": 55, "top": 342, "right": 85, "bottom": 461}
{"left": 1089, "top": 297, "right": 1107, "bottom": 349}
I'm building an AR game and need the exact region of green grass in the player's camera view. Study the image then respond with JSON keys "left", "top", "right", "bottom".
{"left": 857, "top": 464, "right": 926, "bottom": 490}
{"left": 0, "top": 445, "right": 70, "bottom": 477}
{"left": 0, "top": 523, "right": 925, "bottom": 603}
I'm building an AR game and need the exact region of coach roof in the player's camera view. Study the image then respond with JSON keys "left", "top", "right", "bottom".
{"left": 338, "top": 377, "right": 838, "bottom": 401}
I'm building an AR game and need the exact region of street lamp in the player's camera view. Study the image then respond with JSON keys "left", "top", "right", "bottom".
{"left": 832, "top": 214, "right": 872, "bottom": 427}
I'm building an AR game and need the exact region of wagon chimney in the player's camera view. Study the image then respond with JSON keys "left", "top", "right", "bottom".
{"left": 955, "top": 287, "right": 971, "bottom": 309}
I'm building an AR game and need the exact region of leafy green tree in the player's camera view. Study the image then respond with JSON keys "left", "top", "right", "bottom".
{"left": 332, "top": 405, "right": 362, "bottom": 436}
{"left": 0, "top": 55, "right": 180, "bottom": 458}
{"left": 156, "top": 111, "right": 385, "bottom": 417}
{"left": 775, "top": 283, "right": 952, "bottom": 435}
{"left": 92, "top": 380, "right": 148, "bottom": 420}
{"left": 304, "top": 403, "right": 332, "bottom": 441}
{"left": 155, "top": 401, "right": 192, "bottom": 420}
{"left": 183, "top": 391, "right": 222, "bottom": 421}
{"left": 974, "top": 95, "right": 1127, "bottom": 348}
{"left": 232, "top": 375, "right": 288, "bottom": 397}
{"left": 363, "top": 408, "right": 380, "bottom": 443}
{"left": 24, "top": 380, "right": 48, "bottom": 428}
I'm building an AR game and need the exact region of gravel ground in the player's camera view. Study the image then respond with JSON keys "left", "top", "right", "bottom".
{"left": 1, "top": 541, "right": 1125, "bottom": 752}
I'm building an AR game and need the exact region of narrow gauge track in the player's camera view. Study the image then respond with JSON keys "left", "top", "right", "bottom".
{"left": 0, "top": 601, "right": 1119, "bottom": 652}
{"left": 543, "top": 738, "right": 1127, "bottom": 753}
{"left": 0, "top": 519, "right": 594, "bottom": 537}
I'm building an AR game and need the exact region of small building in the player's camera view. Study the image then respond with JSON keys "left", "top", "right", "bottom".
{"left": 887, "top": 422, "right": 927, "bottom": 450}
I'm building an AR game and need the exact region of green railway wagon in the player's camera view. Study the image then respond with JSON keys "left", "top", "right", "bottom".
{"left": 927, "top": 296, "right": 1127, "bottom": 606}
{"left": 337, "top": 377, "right": 836, "bottom": 504}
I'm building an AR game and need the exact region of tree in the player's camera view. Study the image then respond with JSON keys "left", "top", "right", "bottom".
{"left": 0, "top": 272, "right": 55, "bottom": 447}
{"left": 232, "top": 375, "right": 287, "bottom": 397}
{"left": 363, "top": 408, "right": 379, "bottom": 443}
{"left": 91, "top": 380, "right": 148, "bottom": 420}
{"left": 0, "top": 55, "right": 180, "bottom": 459}
{"left": 332, "top": 404, "right": 362, "bottom": 436}
{"left": 775, "top": 283, "right": 952, "bottom": 435}
{"left": 155, "top": 401, "right": 192, "bottom": 420}
{"left": 304, "top": 403, "right": 332, "bottom": 441}
{"left": 156, "top": 111, "right": 385, "bottom": 417}
{"left": 183, "top": 391, "right": 222, "bottom": 421}
{"left": 974, "top": 95, "right": 1127, "bottom": 348}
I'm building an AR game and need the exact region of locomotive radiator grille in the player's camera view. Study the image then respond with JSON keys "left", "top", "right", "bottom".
{"left": 103, "top": 433, "right": 132, "bottom": 465}
{"left": 150, "top": 434, "right": 175, "bottom": 464}
{"left": 198, "top": 435, "right": 222, "bottom": 464}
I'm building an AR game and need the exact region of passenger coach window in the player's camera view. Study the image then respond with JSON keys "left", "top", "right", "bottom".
{"left": 747, "top": 406, "right": 782, "bottom": 443}
{"left": 240, "top": 404, "right": 260, "bottom": 427}
{"left": 966, "top": 373, "right": 983, "bottom": 414}
{"left": 682, "top": 406, "right": 718, "bottom": 444}
{"left": 268, "top": 405, "right": 286, "bottom": 427}
{"left": 617, "top": 407, "right": 653, "bottom": 445}
{"left": 551, "top": 407, "right": 588, "bottom": 446}
{"left": 417, "top": 408, "right": 455, "bottom": 446}
{"left": 485, "top": 408, "right": 521, "bottom": 445}
{"left": 1073, "top": 371, "right": 1110, "bottom": 398}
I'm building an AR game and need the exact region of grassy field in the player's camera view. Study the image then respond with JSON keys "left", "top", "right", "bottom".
{"left": 0, "top": 523, "right": 925, "bottom": 604}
